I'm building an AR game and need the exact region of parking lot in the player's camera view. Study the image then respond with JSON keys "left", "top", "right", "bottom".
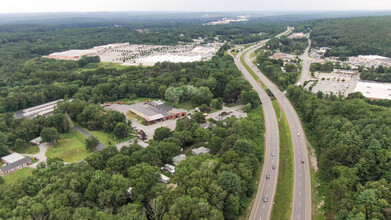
{"left": 307, "top": 72, "right": 359, "bottom": 96}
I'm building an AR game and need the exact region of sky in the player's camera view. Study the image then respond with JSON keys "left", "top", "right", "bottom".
{"left": 1, "top": 0, "right": 391, "bottom": 13}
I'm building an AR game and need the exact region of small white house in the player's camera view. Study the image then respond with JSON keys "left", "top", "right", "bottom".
{"left": 163, "top": 164, "right": 175, "bottom": 175}
{"left": 30, "top": 137, "right": 42, "bottom": 145}
{"left": 160, "top": 174, "right": 170, "bottom": 184}
{"left": 172, "top": 154, "right": 186, "bottom": 166}
{"left": 191, "top": 146, "right": 211, "bottom": 156}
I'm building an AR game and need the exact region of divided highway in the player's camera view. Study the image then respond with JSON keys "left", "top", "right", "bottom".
{"left": 231, "top": 27, "right": 311, "bottom": 220}
{"left": 229, "top": 40, "right": 280, "bottom": 220}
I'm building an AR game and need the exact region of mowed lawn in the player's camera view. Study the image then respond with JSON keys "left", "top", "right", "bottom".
{"left": 46, "top": 130, "right": 92, "bottom": 162}
{"left": 14, "top": 144, "right": 39, "bottom": 154}
{"left": 0, "top": 168, "right": 33, "bottom": 191}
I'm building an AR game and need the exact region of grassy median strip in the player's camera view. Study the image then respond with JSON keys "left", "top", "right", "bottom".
{"left": 239, "top": 48, "right": 268, "bottom": 90}
{"left": 271, "top": 100, "right": 294, "bottom": 220}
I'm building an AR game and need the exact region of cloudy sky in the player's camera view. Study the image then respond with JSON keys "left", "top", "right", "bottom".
{"left": 1, "top": 0, "right": 390, "bottom": 13}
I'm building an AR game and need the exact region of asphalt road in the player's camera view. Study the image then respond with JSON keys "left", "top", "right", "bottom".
{"left": 297, "top": 37, "right": 313, "bottom": 85}
{"left": 74, "top": 126, "right": 107, "bottom": 151}
{"left": 229, "top": 41, "right": 280, "bottom": 220}
{"left": 231, "top": 26, "right": 311, "bottom": 220}
{"left": 244, "top": 38, "right": 311, "bottom": 220}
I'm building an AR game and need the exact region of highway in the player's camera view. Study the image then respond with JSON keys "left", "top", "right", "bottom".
{"left": 229, "top": 39, "right": 280, "bottom": 220}
{"left": 231, "top": 27, "right": 311, "bottom": 220}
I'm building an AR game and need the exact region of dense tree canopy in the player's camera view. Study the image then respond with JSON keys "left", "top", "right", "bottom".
{"left": 310, "top": 16, "right": 391, "bottom": 57}
{"left": 287, "top": 85, "right": 391, "bottom": 219}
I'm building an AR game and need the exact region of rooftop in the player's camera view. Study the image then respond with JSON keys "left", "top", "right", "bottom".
{"left": 0, "top": 157, "right": 32, "bottom": 173}
{"left": 2, "top": 153, "right": 26, "bottom": 164}
{"left": 355, "top": 81, "right": 391, "bottom": 100}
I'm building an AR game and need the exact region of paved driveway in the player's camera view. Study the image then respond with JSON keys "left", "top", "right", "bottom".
{"left": 74, "top": 126, "right": 107, "bottom": 151}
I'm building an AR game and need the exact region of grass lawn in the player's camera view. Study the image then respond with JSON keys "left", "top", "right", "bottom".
{"left": 14, "top": 144, "right": 39, "bottom": 154}
{"left": 0, "top": 168, "right": 33, "bottom": 191}
{"left": 46, "top": 130, "right": 92, "bottom": 162}
{"left": 271, "top": 100, "right": 294, "bottom": 220}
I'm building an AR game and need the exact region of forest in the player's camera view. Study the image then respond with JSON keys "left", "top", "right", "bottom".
{"left": 265, "top": 36, "right": 309, "bottom": 55}
{"left": 360, "top": 65, "right": 391, "bottom": 83}
{"left": 255, "top": 51, "right": 300, "bottom": 89}
{"left": 0, "top": 21, "right": 283, "bottom": 113}
{"left": 310, "top": 16, "right": 391, "bottom": 57}
{"left": 287, "top": 86, "right": 391, "bottom": 219}
{"left": 0, "top": 103, "right": 265, "bottom": 219}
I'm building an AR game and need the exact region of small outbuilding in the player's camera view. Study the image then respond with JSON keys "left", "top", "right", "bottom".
{"left": 163, "top": 164, "right": 175, "bottom": 175}
{"left": 191, "top": 146, "right": 211, "bottom": 156}
{"left": 172, "top": 154, "right": 186, "bottom": 166}
{"left": 30, "top": 137, "right": 42, "bottom": 145}
{"left": 160, "top": 174, "right": 170, "bottom": 184}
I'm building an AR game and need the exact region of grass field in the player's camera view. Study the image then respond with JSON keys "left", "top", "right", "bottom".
{"left": 46, "top": 130, "right": 92, "bottom": 162}
{"left": 0, "top": 168, "right": 33, "bottom": 191}
{"left": 14, "top": 144, "right": 39, "bottom": 154}
{"left": 271, "top": 100, "right": 294, "bottom": 220}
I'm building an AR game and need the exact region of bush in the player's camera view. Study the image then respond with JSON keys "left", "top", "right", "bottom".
{"left": 85, "top": 136, "right": 99, "bottom": 151}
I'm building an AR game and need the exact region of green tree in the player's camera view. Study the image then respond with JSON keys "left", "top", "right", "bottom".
{"left": 218, "top": 171, "right": 241, "bottom": 195}
{"left": 40, "top": 127, "right": 60, "bottom": 144}
{"left": 192, "top": 87, "right": 213, "bottom": 105}
{"left": 153, "top": 127, "right": 172, "bottom": 141}
{"left": 157, "top": 142, "right": 181, "bottom": 164}
{"left": 85, "top": 136, "right": 99, "bottom": 151}
{"left": 127, "top": 163, "right": 160, "bottom": 202}
{"left": 113, "top": 123, "right": 129, "bottom": 139}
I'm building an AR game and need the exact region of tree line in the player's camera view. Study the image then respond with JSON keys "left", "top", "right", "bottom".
{"left": 310, "top": 16, "right": 391, "bottom": 57}
{"left": 287, "top": 85, "right": 391, "bottom": 219}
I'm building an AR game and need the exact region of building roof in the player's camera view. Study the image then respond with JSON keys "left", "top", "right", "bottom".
{"left": 160, "top": 174, "right": 170, "bottom": 181}
{"left": 2, "top": 153, "right": 25, "bottom": 164}
{"left": 355, "top": 81, "right": 391, "bottom": 100}
{"left": 172, "top": 154, "right": 186, "bottom": 164}
{"left": 0, "top": 157, "right": 32, "bottom": 173}
{"left": 191, "top": 146, "right": 211, "bottom": 155}
{"left": 30, "top": 137, "right": 42, "bottom": 145}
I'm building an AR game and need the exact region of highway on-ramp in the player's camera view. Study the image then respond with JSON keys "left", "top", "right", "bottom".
{"left": 229, "top": 40, "right": 280, "bottom": 220}
{"left": 231, "top": 27, "right": 311, "bottom": 220}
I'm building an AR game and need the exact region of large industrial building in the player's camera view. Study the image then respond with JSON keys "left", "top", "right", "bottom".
{"left": 129, "top": 101, "right": 187, "bottom": 124}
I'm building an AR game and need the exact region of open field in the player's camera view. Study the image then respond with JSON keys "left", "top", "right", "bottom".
{"left": 46, "top": 130, "right": 92, "bottom": 162}
{"left": 0, "top": 168, "right": 33, "bottom": 191}
{"left": 14, "top": 144, "right": 39, "bottom": 154}
{"left": 271, "top": 100, "right": 294, "bottom": 220}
